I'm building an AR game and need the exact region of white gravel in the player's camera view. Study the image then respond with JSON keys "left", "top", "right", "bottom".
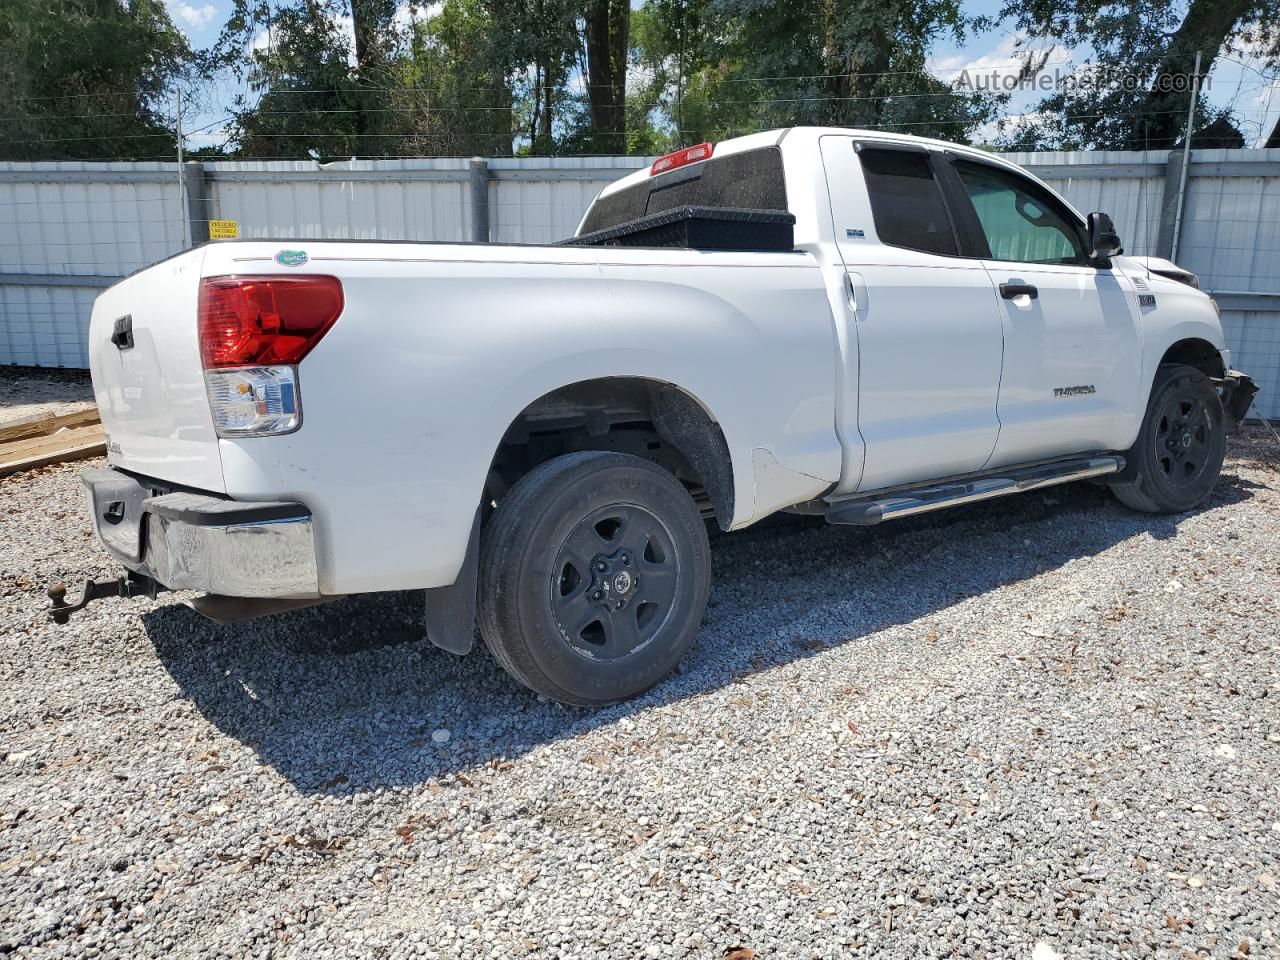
{"left": 1, "top": 432, "right": 1278, "bottom": 959}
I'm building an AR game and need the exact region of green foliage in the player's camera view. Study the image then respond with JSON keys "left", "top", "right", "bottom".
{"left": 398, "top": 0, "right": 517, "bottom": 155}
{"left": 14, "top": 0, "right": 1257, "bottom": 160}
{"left": 0, "top": 0, "right": 193, "bottom": 161}
{"left": 997, "top": 0, "right": 1274, "bottom": 149}
{"left": 623, "top": 0, "right": 1001, "bottom": 148}
{"left": 222, "top": 0, "right": 369, "bottom": 159}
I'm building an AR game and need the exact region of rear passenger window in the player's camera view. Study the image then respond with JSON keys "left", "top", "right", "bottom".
{"left": 857, "top": 148, "right": 958, "bottom": 257}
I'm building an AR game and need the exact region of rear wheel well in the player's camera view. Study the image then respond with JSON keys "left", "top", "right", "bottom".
{"left": 487, "top": 378, "right": 735, "bottom": 529}
{"left": 1159, "top": 338, "right": 1224, "bottom": 379}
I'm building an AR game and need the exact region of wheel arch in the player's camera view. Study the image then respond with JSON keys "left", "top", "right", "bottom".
{"left": 425, "top": 376, "right": 737, "bottom": 659}
{"left": 487, "top": 376, "right": 738, "bottom": 532}
{"left": 1158, "top": 337, "right": 1226, "bottom": 379}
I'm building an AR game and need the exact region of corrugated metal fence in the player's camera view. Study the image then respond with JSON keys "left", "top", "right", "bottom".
{"left": 2, "top": 148, "right": 1277, "bottom": 418}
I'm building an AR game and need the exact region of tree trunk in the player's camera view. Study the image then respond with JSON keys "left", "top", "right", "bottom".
{"left": 540, "top": 59, "right": 556, "bottom": 154}
{"left": 823, "top": 0, "right": 893, "bottom": 128}
{"left": 350, "top": 0, "right": 373, "bottom": 155}
{"left": 1138, "top": 0, "right": 1251, "bottom": 146}
{"left": 529, "top": 63, "right": 542, "bottom": 150}
{"left": 584, "top": 0, "right": 629, "bottom": 152}
{"left": 489, "top": 73, "right": 513, "bottom": 156}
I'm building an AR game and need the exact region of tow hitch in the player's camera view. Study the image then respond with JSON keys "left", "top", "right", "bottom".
{"left": 47, "top": 574, "right": 166, "bottom": 624}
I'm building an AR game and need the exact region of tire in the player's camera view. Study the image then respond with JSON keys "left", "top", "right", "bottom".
{"left": 1110, "top": 363, "right": 1226, "bottom": 513}
{"left": 477, "top": 451, "right": 711, "bottom": 706}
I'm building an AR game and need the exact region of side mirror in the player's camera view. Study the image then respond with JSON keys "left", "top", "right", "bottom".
{"left": 1087, "top": 212, "right": 1123, "bottom": 261}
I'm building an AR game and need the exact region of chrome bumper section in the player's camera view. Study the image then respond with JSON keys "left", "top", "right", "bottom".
{"left": 82, "top": 469, "right": 320, "bottom": 599}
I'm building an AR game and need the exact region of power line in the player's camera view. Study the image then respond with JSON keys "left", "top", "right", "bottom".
{"left": 0, "top": 48, "right": 1194, "bottom": 107}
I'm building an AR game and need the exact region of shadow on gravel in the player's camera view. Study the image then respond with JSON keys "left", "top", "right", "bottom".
{"left": 143, "top": 469, "right": 1264, "bottom": 794}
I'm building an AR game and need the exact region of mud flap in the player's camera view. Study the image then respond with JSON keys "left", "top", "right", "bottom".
{"left": 423, "top": 508, "right": 480, "bottom": 655}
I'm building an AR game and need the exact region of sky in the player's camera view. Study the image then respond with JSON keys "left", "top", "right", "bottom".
{"left": 165, "top": 0, "right": 1280, "bottom": 153}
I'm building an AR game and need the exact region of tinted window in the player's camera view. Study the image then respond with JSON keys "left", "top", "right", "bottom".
{"left": 954, "top": 161, "right": 1086, "bottom": 265}
{"left": 579, "top": 147, "right": 788, "bottom": 234}
{"left": 857, "top": 148, "right": 958, "bottom": 257}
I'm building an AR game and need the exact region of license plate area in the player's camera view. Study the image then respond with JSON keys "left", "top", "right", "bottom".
{"left": 82, "top": 468, "right": 150, "bottom": 563}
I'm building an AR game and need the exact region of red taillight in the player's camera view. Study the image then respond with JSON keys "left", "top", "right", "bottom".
{"left": 651, "top": 141, "right": 714, "bottom": 176}
{"left": 198, "top": 275, "right": 343, "bottom": 369}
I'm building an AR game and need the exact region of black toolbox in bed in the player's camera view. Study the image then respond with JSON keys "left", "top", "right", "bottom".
{"left": 563, "top": 205, "right": 795, "bottom": 252}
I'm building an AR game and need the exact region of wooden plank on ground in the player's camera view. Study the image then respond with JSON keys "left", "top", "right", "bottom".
{"left": 0, "top": 407, "right": 100, "bottom": 444}
{"left": 2, "top": 424, "right": 106, "bottom": 458}
{"left": 0, "top": 424, "right": 107, "bottom": 477}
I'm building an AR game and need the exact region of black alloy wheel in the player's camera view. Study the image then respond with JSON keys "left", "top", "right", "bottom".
{"left": 1150, "top": 390, "right": 1214, "bottom": 489}
{"left": 550, "top": 503, "right": 681, "bottom": 662}
{"left": 478, "top": 451, "right": 711, "bottom": 705}
{"left": 1110, "top": 364, "right": 1226, "bottom": 513}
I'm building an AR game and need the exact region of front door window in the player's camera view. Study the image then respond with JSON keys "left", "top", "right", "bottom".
{"left": 953, "top": 161, "right": 1086, "bottom": 265}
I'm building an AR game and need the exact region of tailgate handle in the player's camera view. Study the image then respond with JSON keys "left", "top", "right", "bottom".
{"left": 110, "top": 315, "right": 134, "bottom": 350}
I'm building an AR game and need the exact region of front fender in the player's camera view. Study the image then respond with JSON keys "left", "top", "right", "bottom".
{"left": 1131, "top": 279, "right": 1226, "bottom": 402}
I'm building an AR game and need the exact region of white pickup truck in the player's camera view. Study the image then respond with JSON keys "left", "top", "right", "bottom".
{"left": 60, "top": 127, "right": 1256, "bottom": 705}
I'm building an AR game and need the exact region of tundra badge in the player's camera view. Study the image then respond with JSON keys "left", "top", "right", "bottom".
{"left": 1054, "top": 385, "right": 1097, "bottom": 398}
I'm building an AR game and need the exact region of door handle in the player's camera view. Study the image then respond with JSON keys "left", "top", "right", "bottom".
{"left": 845, "top": 272, "right": 868, "bottom": 321}
{"left": 110, "top": 315, "right": 134, "bottom": 350}
{"left": 1000, "top": 283, "right": 1038, "bottom": 300}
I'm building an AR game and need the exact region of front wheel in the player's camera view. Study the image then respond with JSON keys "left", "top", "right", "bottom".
{"left": 1110, "top": 363, "right": 1226, "bottom": 513}
{"left": 477, "top": 451, "right": 711, "bottom": 706}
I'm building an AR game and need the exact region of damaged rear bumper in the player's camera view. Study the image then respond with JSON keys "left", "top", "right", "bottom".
{"left": 80, "top": 467, "right": 320, "bottom": 599}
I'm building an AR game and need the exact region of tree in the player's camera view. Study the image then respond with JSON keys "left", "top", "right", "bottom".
{"left": 583, "top": 0, "right": 630, "bottom": 151}
{"left": 625, "top": 0, "right": 997, "bottom": 147}
{"left": 0, "top": 0, "right": 192, "bottom": 161}
{"left": 217, "top": 0, "right": 370, "bottom": 159}
{"left": 1002, "top": 0, "right": 1276, "bottom": 149}
{"left": 398, "top": 0, "right": 520, "bottom": 155}
{"left": 348, "top": 0, "right": 400, "bottom": 155}
{"left": 512, "top": 0, "right": 580, "bottom": 153}
{"left": 216, "top": 0, "right": 435, "bottom": 159}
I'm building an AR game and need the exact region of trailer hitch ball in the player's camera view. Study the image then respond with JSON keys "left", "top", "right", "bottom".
{"left": 47, "top": 580, "right": 113, "bottom": 625}
{"left": 45, "top": 575, "right": 164, "bottom": 624}
{"left": 47, "top": 583, "right": 73, "bottom": 625}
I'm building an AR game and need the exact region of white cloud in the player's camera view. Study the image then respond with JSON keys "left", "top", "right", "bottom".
{"left": 186, "top": 125, "right": 230, "bottom": 149}
{"left": 396, "top": 2, "right": 441, "bottom": 30}
{"left": 962, "top": 108, "right": 1050, "bottom": 147}
{"left": 167, "top": 0, "right": 217, "bottom": 30}
{"left": 929, "top": 33, "right": 1064, "bottom": 92}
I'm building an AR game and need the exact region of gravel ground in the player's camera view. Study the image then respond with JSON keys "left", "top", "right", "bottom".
{"left": 1, "top": 431, "right": 1278, "bottom": 959}
{"left": 0, "top": 368, "right": 95, "bottom": 425}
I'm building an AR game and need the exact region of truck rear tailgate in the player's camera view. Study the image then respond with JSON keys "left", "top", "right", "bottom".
{"left": 88, "top": 248, "right": 226, "bottom": 492}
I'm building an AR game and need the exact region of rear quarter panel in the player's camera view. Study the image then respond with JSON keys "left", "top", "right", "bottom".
{"left": 202, "top": 241, "right": 840, "bottom": 595}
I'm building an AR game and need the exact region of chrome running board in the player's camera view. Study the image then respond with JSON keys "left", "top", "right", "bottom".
{"left": 824, "top": 455, "right": 1125, "bottom": 526}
